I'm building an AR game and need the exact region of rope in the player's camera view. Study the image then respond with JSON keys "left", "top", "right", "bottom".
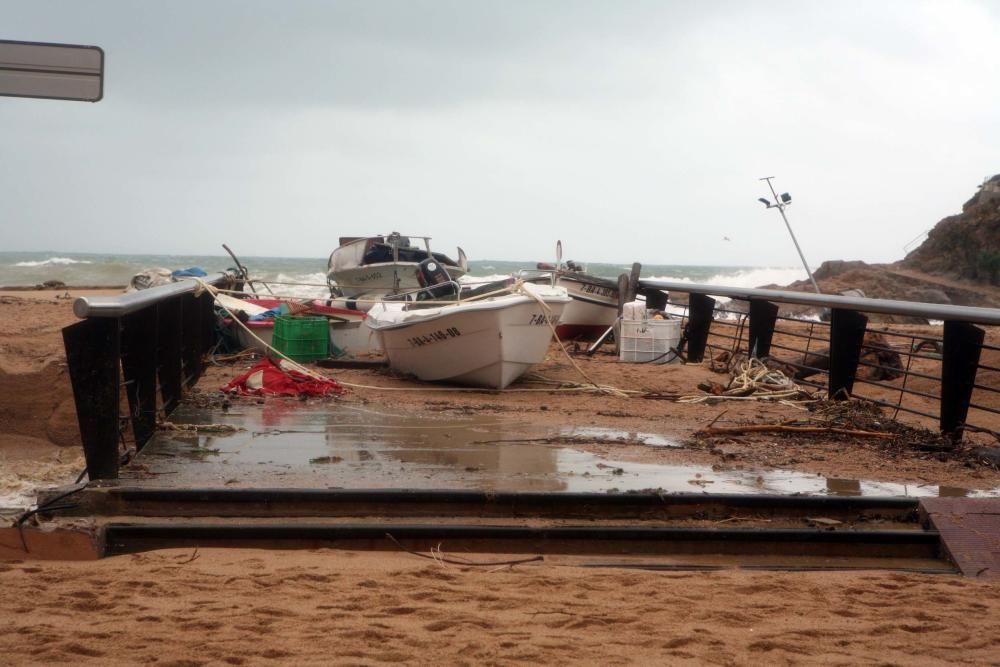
{"left": 193, "top": 279, "right": 332, "bottom": 384}
{"left": 336, "top": 380, "right": 629, "bottom": 393}
{"left": 512, "top": 282, "right": 627, "bottom": 396}
{"left": 677, "top": 357, "right": 814, "bottom": 404}
{"left": 519, "top": 372, "right": 643, "bottom": 396}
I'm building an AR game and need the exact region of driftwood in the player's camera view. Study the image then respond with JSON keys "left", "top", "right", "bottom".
{"left": 696, "top": 423, "right": 894, "bottom": 439}
{"left": 385, "top": 533, "right": 543, "bottom": 567}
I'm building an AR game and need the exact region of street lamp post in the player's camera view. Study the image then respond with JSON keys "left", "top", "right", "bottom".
{"left": 758, "top": 176, "right": 822, "bottom": 294}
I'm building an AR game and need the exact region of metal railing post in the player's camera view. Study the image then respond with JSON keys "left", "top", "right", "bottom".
{"left": 121, "top": 306, "right": 159, "bottom": 451}
{"left": 828, "top": 309, "right": 869, "bottom": 399}
{"left": 748, "top": 300, "right": 779, "bottom": 357}
{"left": 685, "top": 293, "right": 716, "bottom": 362}
{"left": 62, "top": 317, "right": 121, "bottom": 479}
{"left": 941, "top": 321, "right": 985, "bottom": 439}
{"left": 157, "top": 296, "right": 183, "bottom": 416}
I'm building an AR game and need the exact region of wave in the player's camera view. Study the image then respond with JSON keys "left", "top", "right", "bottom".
{"left": 247, "top": 272, "right": 330, "bottom": 299}
{"left": 0, "top": 252, "right": 809, "bottom": 295}
{"left": 12, "top": 257, "right": 93, "bottom": 267}
{"left": 645, "top": 267, "right": 807, "bottom": 290}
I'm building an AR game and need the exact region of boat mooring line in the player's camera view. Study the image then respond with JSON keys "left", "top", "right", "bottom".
{"left": 193, "top": 279, "right": 334, "bottom": 384}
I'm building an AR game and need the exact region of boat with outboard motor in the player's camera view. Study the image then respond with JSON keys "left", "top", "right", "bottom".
{"left": 326, "top": 233, "right": 468, "bottom": 306}
{"left": 365, "top": 259, "right": 571, "bottom": 389}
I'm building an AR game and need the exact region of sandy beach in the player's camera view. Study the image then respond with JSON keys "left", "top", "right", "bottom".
{"left": 1, "top": 547, "right": 999, "bottom": 665}
{"left": 3, "top": 293, "right": 1000, "bottom": 664}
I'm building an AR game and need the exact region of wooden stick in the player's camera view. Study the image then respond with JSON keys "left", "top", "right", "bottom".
{"left": 705, "top": 410, "right": 729, "bottom": 429}
{"left": 385, "top": 533, "right": 544, "bottom": 567}
{"left": 696, "top": 424, "right": 894, "bottom": 439}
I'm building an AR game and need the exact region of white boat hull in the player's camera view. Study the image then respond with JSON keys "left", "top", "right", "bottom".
{"left": 234, "top": 321, "right": 383, "bottom": 357}
{"left": 332, "top": 263, "right": 419, "bottom": 299}
{"left": 556, "top": 278, "right": 619, "bottom": 340}
{"left": 366, "top": 284, "right": 570, "bottom": 389}
{"left": 524, "top": 274, "right": 619, "bottom": 340}
{"left": 235, "top": 324, "right": 273, "bottom": 352}
{"left": 327, "top": 235, "right": 469, "bottom": 299}
{"left": 329, "top": 320, "right": 383, "bottom": 356}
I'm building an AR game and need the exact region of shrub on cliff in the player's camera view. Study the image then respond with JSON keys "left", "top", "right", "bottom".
{"left": 901, "top": 176, "right": 1000, "bottom": 286}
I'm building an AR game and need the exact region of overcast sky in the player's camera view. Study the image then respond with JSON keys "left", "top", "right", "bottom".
{"left": 3, "top": 1, "right": 998, "bottom": 265}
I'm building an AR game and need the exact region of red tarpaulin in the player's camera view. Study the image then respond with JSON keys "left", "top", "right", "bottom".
{"left": 222, "top": 358, "right": 346, "bottom": 397}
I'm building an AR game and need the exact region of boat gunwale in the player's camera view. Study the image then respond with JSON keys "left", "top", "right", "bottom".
{"left": 564, "top": 291, "right": 618, "bottom": 308}
{"left": 365, "top": 291, "right": 571, "bottom": 332}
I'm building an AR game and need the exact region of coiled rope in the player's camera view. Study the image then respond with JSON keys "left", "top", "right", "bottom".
{"left": 678, "top": 357, "right": 813, "bottom": 404}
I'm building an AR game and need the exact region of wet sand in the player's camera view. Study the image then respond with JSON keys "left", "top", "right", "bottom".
{"left": 4, "top": 291, "right": 1000, "bottom": 498}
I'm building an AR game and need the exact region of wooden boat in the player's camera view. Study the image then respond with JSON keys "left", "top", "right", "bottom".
{"left": 326, "top": 232, "right": 468, "bottom": 303}
{"left": 365, "top": 277, "right": 570, "bottom": 389}
{"left": 529, "top": 261, "right": 620, "bottom": 340}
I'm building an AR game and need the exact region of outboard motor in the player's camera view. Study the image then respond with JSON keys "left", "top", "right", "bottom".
{"left": 417, "top": 258, "right": 456, "bottom": 301}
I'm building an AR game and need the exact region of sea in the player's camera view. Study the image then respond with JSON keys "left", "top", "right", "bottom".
{"left": 0, "top": 251, "right": 807, "bottom": 297}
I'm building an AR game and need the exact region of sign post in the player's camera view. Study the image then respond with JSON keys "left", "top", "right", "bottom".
{"left": 0, "top": 39, "right": 104, "bottom": 102}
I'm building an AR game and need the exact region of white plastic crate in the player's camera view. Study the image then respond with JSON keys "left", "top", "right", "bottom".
{"left": 618, "top": 318, "right": 681, "bottom": 364}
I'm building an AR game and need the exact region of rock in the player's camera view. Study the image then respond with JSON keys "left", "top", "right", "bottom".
{"left": 901, "top": 175, "right": 1000, "bottom": 285}
{"left": 813, "top": 260, "right": 869, "bottom": 281}
{"left": 961, "top": 174, "right": 1000, "bottom": 211}
{"left": 856, "top": 331, "right": 904, "bottom": 381}
{"left": 792, "top": 331, "right": 902, "bottom": 381}
{"left": 908, "top": 288, "right": 951, "bottom": 304}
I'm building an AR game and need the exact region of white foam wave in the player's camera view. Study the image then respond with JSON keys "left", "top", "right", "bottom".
{"left": 645, "top": 267, "right": 807, "bottom": 289}
{"left": 13, "top": 256, "right": 93, "bottom": 267}
{"left": 648, "top": 268, "right": 808, "bottom": 319}
{"left": 249, "top": 272, "right": 329, "bottom": 299}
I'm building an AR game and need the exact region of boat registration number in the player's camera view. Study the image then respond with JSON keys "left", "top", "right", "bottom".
{"left": 356, "top": 271, "right": 383, "bottom": 283}
{"left": 407, "top": 327, "right": 462, "bottom": 347}
{"left": 579, "top": 283, "right": 616, "bottom": 298}
{"left": 529, "top": 314, "right": 556, "bottom": 326}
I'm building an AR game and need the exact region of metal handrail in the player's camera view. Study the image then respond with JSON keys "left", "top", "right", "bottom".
{"left": 73, "top": 272, "right": 232, "bottom": 319}
{"left": 640, "top": 279, "right": 1000, "bottom": 325}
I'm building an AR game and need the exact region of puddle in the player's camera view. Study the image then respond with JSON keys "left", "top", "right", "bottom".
{"left": 557, "top": 427, "right": 679, "bottom": 448}
{"left": 128, "top": 402, "right": 1000, "bottom": 498}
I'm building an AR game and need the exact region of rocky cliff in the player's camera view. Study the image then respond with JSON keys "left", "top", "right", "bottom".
{"left": 900, "top": 174, "right": 1000, "bottom": 285}
{"left": 764, "top": 175, "right": 1000, "bottom": 315}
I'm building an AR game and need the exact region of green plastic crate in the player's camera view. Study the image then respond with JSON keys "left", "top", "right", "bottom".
{"left": 272, "top": 315, "right": 329, "bottom": 362}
